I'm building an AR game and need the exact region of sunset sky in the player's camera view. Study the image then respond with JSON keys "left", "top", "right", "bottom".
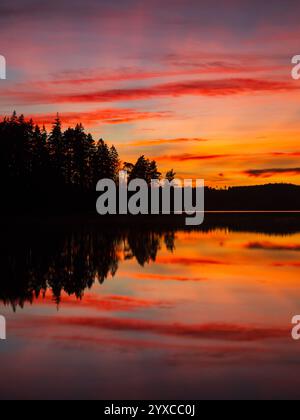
{"left": 1, "top": 0, "right": 300, "bottom": 186}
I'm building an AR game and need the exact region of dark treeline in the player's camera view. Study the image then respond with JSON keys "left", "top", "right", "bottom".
{"left": 2, "top": 112, "right": 300, "bottom": 212}
{"left": 0, "top": 112, "right": 165, "bottom": 212}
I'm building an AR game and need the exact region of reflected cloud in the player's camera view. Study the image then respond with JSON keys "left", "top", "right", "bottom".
{"left": 12, "top": 315, "right": 289, "bottom": 343}
{"left": 246, "top": 241, "right": 300, "bottom": 251}
{"left": 38, "top": 292, "right": 174, "bottom": 312}
{"left": 131, "top": 273, "right": 207, "bottom": 282}
{"left": 156, "top": 257, "right": 229, "bottom": 266}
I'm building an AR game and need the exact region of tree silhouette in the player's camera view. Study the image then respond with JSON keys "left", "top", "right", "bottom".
{"left": 110, "top": 145, "right": 121, "bottom": 182}
{"left": 71, "top": 124, "right": 95, "bottom": 190}
{"left": 129, "top": 155, "right": 161, "bottom": 184}
{"left": 123, "top": 162, "right": 135, "bottom": 178}
{"left": 166, "top": 169, "right": 176, "bottom": 182}
{"left": 0, "top": 112, "right": 164, "bottom": 211}
{"left": 93, "top": 139, "right": 114, "bottom": 183}
{"left": 47, "top": 115, "right": 64, "bottom": 184}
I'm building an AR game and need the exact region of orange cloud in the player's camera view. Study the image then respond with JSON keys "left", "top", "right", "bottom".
{"left": 126, "top": 138, "right": 208, "bottom": 147}
{"left": 272, "top": 262, "right": 300, "bottom": 268}
{"left": 131, "top": 272, "right": 207, "bottom": 282}
{"left": 271, "top": 152, "right": 300, "bottom": 158}
{"left": 156, "top": 153, "right": 231, "bottom": 162}
{"left": 156, "top": 257, "right": 230, "bottom": 266}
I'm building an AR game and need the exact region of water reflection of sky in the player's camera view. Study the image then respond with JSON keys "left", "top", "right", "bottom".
{"left": 1, "top": 227, "right": 300, "bottom": 399}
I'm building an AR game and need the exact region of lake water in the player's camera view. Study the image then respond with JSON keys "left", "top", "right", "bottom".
{"left": 1, "top": 215, "right": 300, "bottom": 400}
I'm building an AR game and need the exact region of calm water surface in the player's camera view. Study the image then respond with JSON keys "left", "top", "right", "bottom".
{"left": 1, "top": 216, "right": 300, "bottom": 399}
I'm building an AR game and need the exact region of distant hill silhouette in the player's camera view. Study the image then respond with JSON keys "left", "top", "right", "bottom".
{"left": 205, "top": 183, "right": 300, "bottom": 211}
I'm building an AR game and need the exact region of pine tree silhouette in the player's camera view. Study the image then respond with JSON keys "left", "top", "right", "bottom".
{"left": 129, "top": 155, "right": 161, "bottom": 184}
{"left": 0, "top": 112, "right": 165, "bottom": 212}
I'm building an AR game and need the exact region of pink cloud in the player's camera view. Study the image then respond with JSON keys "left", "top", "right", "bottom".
{"left": 11, "top": 316, "right": 288, "bottom": 342}
{"left": 3, "top": 78, "right": 297, "bottom": 105}
{"left": 37, "top": 293, "right": 174, "bottom": 311}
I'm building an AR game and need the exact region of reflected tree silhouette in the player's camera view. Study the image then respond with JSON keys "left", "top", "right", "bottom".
{"left": 0, "top": 227, "right": 175, "bottom": 310}
{"left": 164, "top": 232, "right": 176, "bottom": 253}
{"left": 2, "top": 212, "right": 300, "bottom": 311}
{"left": 126, "top": 231, "right": 162, "bottom": 266}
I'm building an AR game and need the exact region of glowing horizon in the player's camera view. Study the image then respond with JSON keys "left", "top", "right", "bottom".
{"left": 1, "top": 0, "right": 300, "bottom": 187}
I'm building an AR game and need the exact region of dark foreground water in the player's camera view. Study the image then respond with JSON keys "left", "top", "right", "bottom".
{"left": 1, "top": 214, "right": 300, "bottom": 400}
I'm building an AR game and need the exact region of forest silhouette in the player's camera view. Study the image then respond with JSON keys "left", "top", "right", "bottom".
{"left": 0, "top": 112, "right": 167, "bottom": 212}
{"left": 2, "top": 112, "right": 300, "bottom": 213}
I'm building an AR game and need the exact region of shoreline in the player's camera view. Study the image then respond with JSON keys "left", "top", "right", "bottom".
{"left": 2, "top": 211, "right": 300, "bottom": 235}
